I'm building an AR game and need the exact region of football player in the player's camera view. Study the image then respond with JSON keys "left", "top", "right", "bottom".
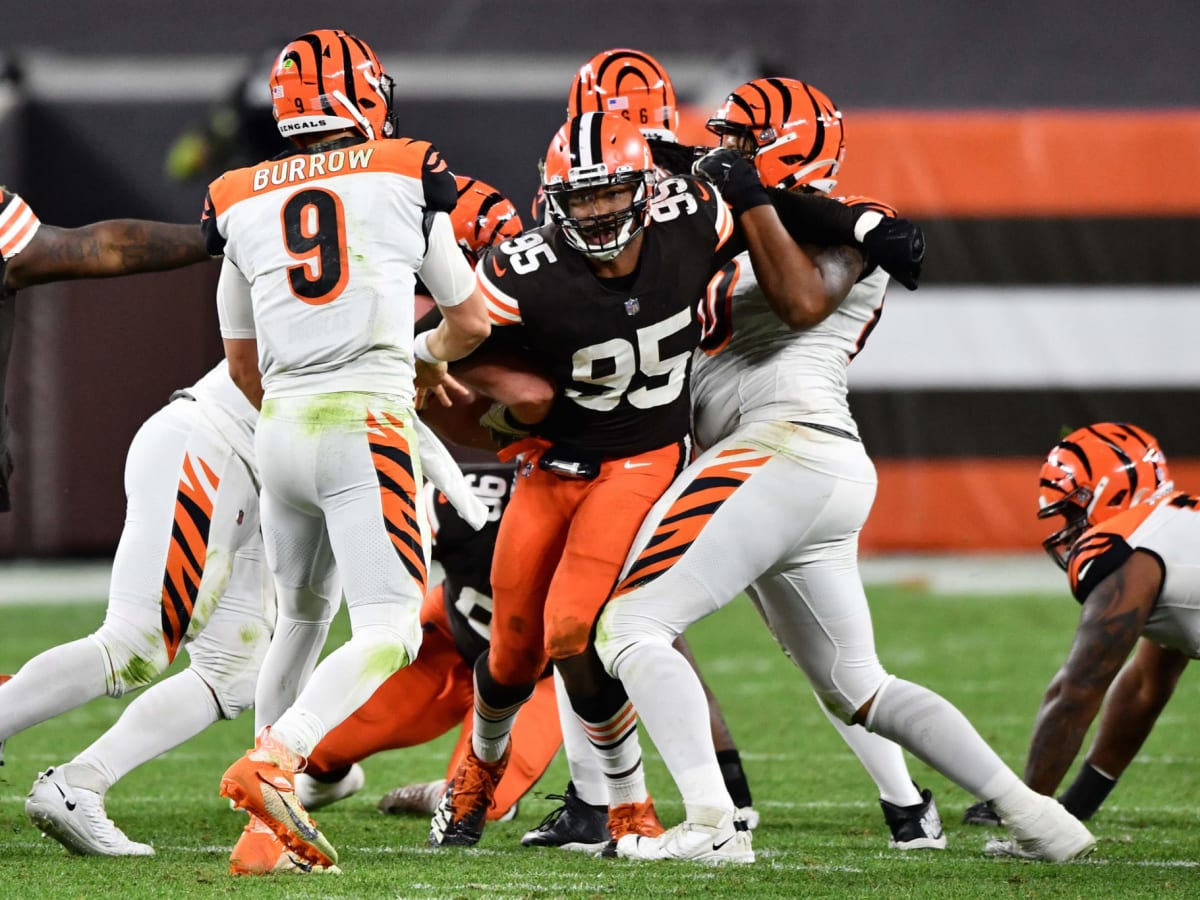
{"left": 552, "top": 48, "right": 944, "bottom": 854}
{"left": 0, "top": 190, "right": 281, "bottom": 861}
{"left": 247, "top": 183, "right": 558, "bottom": 839}
{"left": 19, "top": 360, "right": 271, "bottom": 860}
{"left": 209, "top": 28, "right": 490, "bottom": 873}
{"left": 511, "top": 49, "right": 760, "bottom": 851}
{"left": 0, "top": 188, "right": 211, "bottom": 512}
{"left": 594, "top": 77, "right": 1095, "bottom": 864}
{"left": 966, "top": 424, "right": 1191, "bottom": 838}
{"left": 426, "top": 109, "right": 837, "bottom": 852}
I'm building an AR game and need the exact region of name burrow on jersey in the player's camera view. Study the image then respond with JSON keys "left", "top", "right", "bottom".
{"left": 252, "top": 147, "right": 375, "bottom": 191}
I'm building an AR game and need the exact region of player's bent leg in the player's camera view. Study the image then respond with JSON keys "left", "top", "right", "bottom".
{"left": 430, "top": 652, "right": 532, "bottom": 848}
{"left": 494, "top": 673, "right": 561, "bottom": 820}
{"left": 861, "top": 677, "right": 1095, "bottom": 862}
{"left": 307, "top": 602, "right": 474, "bottom": 811}
{"left": 673, "top": 634, "right": 758, "bottom": 828}
{"left": 1, "top": 401, "right": 251, "bottom": 746}
{"left": 812, "top": 691, "right": 944, "bottom": 850}
{"left": 70, "top": 546, "right": 274, "bottom": 840}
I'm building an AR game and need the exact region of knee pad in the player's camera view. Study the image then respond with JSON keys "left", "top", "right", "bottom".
{"left": 186, "top": 639, "right": 269, "bottom": 720}
{"left": 347, "top": 622, "right": 417, "bottom": 679}
{"left": 89, "top": 623, "right": 170, "bottom": 698}
{"left": 348, "top": 599, "right": 422, "bottom": 664}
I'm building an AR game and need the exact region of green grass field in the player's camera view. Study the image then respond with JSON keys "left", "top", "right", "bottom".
{"left": 0, "top": 582, "right": 1196, "bottom": 898}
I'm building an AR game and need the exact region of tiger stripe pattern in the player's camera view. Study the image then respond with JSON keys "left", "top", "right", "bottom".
{"left": 450, "top": 176, "right": 523, "bottom": 264}
{"left": 615, "top": 448, "right": 772, "bottom": 595}
{"left": 161, "top": 454, "right": 219, "bottom": 662}
{"left": 367, "top": 410, "right": 427, "bottom": 594}
{"left": 707, "top": 77, "right": 845, "bottom": 193}
{"left": 568, "top": 48, "right": 678, "bottom": 139}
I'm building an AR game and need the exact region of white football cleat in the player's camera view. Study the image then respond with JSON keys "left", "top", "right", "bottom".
{"left": 616, "top": 807, "right": 754, "bottom": 865}
{"left": 294, "top": 763, "right": 365, "bottom": 811}
{"left": 26, "top": 766, "right": 154, "bottom": 856}
{"left": 985, "top": 795, "right": 1096, "bottom": 862}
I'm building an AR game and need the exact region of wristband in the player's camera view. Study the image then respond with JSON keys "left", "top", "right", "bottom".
{"left": 413, "top": 331, "right": 444, "bottom": 365}
{"left": 853, "top": 210, "right": 884, "bottom": 243}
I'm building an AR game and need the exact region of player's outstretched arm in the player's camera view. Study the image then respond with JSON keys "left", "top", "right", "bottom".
{"left": 1054, "top": 637, "right": 1189, "bottom": 818}
{"left": 1023, "top": 552, "right": 1161, "bottom": 795}
{"left": 5, "top": 221, "right": 210, "bottom": 291}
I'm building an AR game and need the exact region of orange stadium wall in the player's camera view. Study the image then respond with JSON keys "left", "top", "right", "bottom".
{"left": 1, "top": 86, "right": 1199, "bottom": 557}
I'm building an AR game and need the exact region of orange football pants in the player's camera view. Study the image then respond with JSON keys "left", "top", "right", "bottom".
{"left": 307, "top": 585, "right": 560, "bottom": 819}
{"left": 488, "top": 440, "right": 688, "bottom": 685}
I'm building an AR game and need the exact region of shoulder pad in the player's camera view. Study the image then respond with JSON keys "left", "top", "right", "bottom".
{"left": 1068, "top": 530, "right": 1134, "bottom": 604}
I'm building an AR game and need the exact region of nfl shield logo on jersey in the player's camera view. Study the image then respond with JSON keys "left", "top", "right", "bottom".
{"left": 624, "top": 297, "right": 640, "bottom": 316}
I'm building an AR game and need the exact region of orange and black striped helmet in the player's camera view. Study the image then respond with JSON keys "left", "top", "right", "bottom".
{"left": 706, "top": 77, "right": 844, "bottom": 193}
{"left": 542, "top": 112, "right": 655, "bottom": 261}
{"left": 450, "top": 176, "right": 523, "bottom": 265}
{"left": 1037, "top": 422, "right": 1173, "bottom": 569}
{"left": 567, "top": 48, "right": 678, "bottom": 142}
{"left": 269, "top": 29, "right": 396, "bottom": 142}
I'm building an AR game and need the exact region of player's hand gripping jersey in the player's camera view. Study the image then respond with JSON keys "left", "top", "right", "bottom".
{"left": 204, "top": 137, "right": 471, "bottom": 401}
{"left": 477, "top": 175, "right": 735, "bottom": 457}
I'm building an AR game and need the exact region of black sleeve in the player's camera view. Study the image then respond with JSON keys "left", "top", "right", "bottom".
{"left": 421, "top": 144, "right": 458, "bottom": 214}
{"left": 769, "top": 187, "right": 861, "bottom": 247}
{"left": 200, "top": 190, "right": 226, "bottom": 257}
{"left": 648, "top": 138, "right": 703, "bottom": 177}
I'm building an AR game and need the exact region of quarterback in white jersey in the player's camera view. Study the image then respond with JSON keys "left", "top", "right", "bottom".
{"left": 596, "top": 77, "right": 1095, "bottom": 865}
{"left": 1005, "top": 423, "right": 1200, "bottom": 828}
{"left": 14, "top": 361, "right": 273, "bottom": 856}
{"left": 207, "top": 29, "right": 489, "bottom": 874}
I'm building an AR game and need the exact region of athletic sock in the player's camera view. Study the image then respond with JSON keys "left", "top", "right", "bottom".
{"left": 716, "top": 749, "right": 754, "bottom": 809}
{"left": 1058, "top": 761, "right": 1117, "bottom": 820}
{"left": 570, "top": 679, "right": 646, "bottom": 806}
{"left": 817, "top": 693, "right": 921, "bottom": 806}
{"left": 609, "top": 637, "right": 733, "bottom": 817}
{"left": 73, "top": 668, "right": 220, "bottom": 790}
{"left": 864, "top": 676, "right": 1009, "bottom": 798}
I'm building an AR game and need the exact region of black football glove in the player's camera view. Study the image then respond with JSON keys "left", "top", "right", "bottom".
{"left": 855, "top": 211, "right": 926, "bottom": 291}
{"left": 692, "top": 148, "right": 772, "bottom": 217}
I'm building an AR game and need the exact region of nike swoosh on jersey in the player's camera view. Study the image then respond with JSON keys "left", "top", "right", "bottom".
{"left": 491, "top": 255, "right": 508, "bottom": 278}
{"left": 624, "top": 461, "right": 652, "bottom": 469}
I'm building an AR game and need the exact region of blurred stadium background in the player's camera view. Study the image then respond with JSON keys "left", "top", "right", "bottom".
{"left": 3, "top": 0, "right": 1200, "bottom": 561}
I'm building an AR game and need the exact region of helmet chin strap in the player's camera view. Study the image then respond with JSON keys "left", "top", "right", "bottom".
{"left": 1084, "top": 475, "right": 1110, "bottom": 519}
{"left": 331, "top": 89, "right": 375, "bottom": 140}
